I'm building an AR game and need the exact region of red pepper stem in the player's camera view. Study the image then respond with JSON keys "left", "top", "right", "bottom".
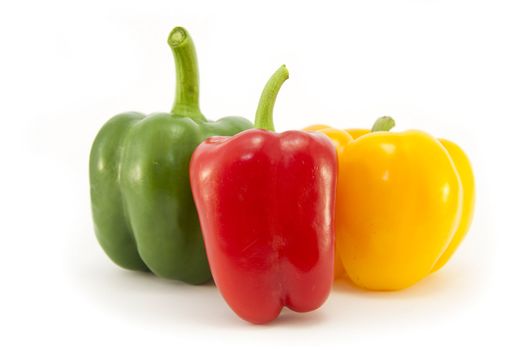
{"left": 254, "top": 65, "right": 289, "bottom": 131}
{"left": 371, "top": 116, "right": 396, "bottom": 132}
{"left": 167, "top": 27, "right": 206, "bottom": 121}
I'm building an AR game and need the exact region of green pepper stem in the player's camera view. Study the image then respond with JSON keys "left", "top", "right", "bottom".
{"left": 371, "top": 116, "right": 396, "bottom": 132}
{"left": 167, "top": 27, "right": 205, "bottom": 121}
{"left": 254, "top": 65, "right": 289, "bottom": 131}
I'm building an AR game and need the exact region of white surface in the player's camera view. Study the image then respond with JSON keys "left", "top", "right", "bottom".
{"left": 0, "top": 0, "right": 523, "bottom": 348}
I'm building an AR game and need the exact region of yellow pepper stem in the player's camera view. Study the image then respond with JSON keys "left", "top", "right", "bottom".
{"left": 371, "top": 116, "right": 396, "bottom": 132}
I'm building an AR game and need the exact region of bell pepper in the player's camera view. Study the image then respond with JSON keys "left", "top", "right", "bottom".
{"left": 305, "top": 117, "right": 475, "bottom": 290}
{"left": 89, "top": 27, "right": 253, "bottom": 284}
{"left": 190, "top": 66, "right": 337, "bottom": 323}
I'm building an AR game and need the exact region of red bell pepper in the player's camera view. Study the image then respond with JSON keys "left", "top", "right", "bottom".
{"left": 190, "top": 66, "right": 337, "bottom": 324}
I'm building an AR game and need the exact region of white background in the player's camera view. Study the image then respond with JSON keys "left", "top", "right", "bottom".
{"left": 1, "top": 0, "right": 523, "bottom": 348}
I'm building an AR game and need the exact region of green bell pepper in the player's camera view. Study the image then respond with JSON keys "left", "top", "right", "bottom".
{"left": 89, "top": 27, "right": 253, "bottom": 284}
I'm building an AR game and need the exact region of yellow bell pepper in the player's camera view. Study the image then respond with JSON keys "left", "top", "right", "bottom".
{"left": 305, "top": 117, "right": 475, "bottom": 290}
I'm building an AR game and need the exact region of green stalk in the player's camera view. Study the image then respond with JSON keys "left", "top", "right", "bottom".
{"left": 254, "top": 65, "right": 289, "bottom": 131}
{"left": 371, "top": 116, "right": 396, "bottom": 132}
{"left": 167, "top": 27, "right": 205, "bottom": 121}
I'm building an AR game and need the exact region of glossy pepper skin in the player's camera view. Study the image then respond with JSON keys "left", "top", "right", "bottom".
{"left": 89, "top": 27, "right": 252, "bottom": 284}
{"left": 305, "top": 117, "right": 475, "bottom": 290}
{"left": 190, "top": 66, "right": 337, "bottom": 323}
